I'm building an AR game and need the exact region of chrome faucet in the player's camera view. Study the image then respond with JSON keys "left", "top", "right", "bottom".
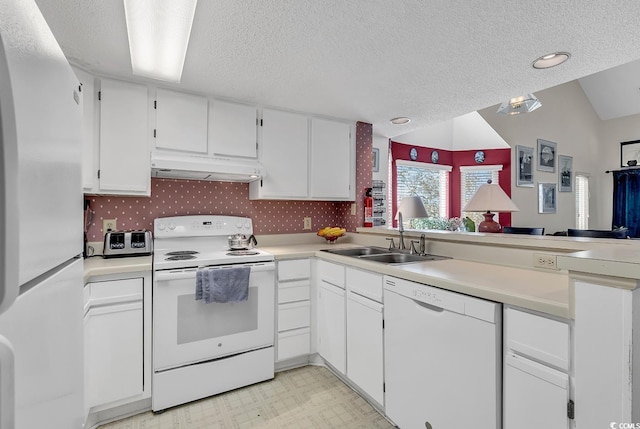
{"left": 397, "top": 212, "right": 406, "bottom": 251}
{"left": 419, "top": 234, "right": 426, "bottom": 255}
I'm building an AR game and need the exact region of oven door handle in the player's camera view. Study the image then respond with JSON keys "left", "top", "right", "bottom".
{"left": 154, "top": 262, "right": 275, "bottom": 282}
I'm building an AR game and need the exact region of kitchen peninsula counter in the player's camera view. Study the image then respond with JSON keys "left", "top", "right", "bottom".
{"left": 261, "top": 242, "right": 569, "bottom": 319}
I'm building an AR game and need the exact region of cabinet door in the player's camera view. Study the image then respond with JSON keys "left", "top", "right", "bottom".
{"left": 318, "top": 282, "right": 345, "bottom": 373}
{"left": 72, "top": 66, "right": 97, "bottom": 191}
{"left": 155, "top": 88, "right": 208, "bottom": 154}
{"left": 310, "top": 118, "right": 353, "bottom": 199}
{"left": 347, "top": 292, "right": 383, "bottom": 405}
{"left": 99, "top": 78, "right": 150, "bottom": 195}
{"left": 503, "top": 353, "right": 569, "bottom": 429}
{"left": 85, "top": 278, "right": 144, "bottom": 410}
{"left": 254, "top": 108, "right": 308, "bottom": 199}
{"left": 210, "top": 100, "right": 257, "bottom": 158}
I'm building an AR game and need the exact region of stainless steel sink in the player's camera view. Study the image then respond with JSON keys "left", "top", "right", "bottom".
{"left": 321, "top": 247, "right": 391, "bottom": 257}
{"left": 359, "top": 253, "right": 449, "bottom": 264}
{"left": 321, "top": 246, "right": 449, "bottom": 264}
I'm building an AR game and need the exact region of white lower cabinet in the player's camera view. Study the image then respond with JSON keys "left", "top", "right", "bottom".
{"left": 276, "top": 259, "right": 311, "bottom": 362}
{"left": 318, "top": 281, "right": 346, "bottom": 373}
{"left": 84, "top": 272, "right": 151, "bottom": 427}
{"left": 346, "top": 290, "right": 383, "bottom": 405}
{"left": 503, "top": 306, "right": 571, "bottom": 429}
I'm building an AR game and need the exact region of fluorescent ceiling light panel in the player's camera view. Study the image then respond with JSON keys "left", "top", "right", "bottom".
{"left": 124, "top": 0, "right": 198, "bottom": 82}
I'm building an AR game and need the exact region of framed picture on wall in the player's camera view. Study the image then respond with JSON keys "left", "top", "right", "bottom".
{"left": 537, "top": 139, "right": 557, "bottom": 173}
{"left": 372, "top": 148, "right": 379, "bottom": 172}
{"left": 620, "top": 140, "right": 640, "bottom": 167}
{"left": 538, "top": 183, "right": 557, "bottom": 213}
{"left": 516, "top": 145, "right": 534, "bottom": 187}
{"left": 558, "top": 155, "right": 573, "bottom": 192}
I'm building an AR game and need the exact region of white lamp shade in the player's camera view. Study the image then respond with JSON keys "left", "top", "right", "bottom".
{"left": 463, "top": 181, "right": 519, "bottom": 212}
{"left": 395, "top": 196, "right": 429, "bottom": 220}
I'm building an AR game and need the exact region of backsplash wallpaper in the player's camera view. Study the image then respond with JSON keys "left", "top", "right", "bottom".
{"left": 85, "top": 122, "right": 373, "bottom": 240}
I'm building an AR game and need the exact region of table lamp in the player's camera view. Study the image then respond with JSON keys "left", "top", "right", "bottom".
{"left": 463, "top": 180, "right": 519, "bottom": 232}
{"left": 394, "top": 196, "right": 429, "bottom": 250}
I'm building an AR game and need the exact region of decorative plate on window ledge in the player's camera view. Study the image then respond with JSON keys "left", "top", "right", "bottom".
{"left": 474, "top": 151, "right": 485, "bottom": 163}
{"left": 410, "top": 147, "right": 418, "bottom": 161}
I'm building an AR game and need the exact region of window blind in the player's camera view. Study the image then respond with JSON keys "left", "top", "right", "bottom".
{"left": 575, "top": 174, "right": 589, "bottom": 229}
{"left": 395, "top": 161, "right": 450, "bottom": 222}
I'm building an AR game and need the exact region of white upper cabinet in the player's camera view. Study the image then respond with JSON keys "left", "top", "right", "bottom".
{"left": 98, "top": 78, "right": 150, "bottom": 196}
{"left": 209, "top": 100, "right": 258, "bottom": 159}
{"left": 251, "top": 108, "right": 309, "bottom": 199}
{"left": 71, "top": 66, "right": 97, "bottom": 192}
{"left": 310, "top": 118, "right": 353, "bottom": 200}
{"left": 250, "top": 109, "right": 355, "bottom": 201}
{"left": 155, "top": 89, "right": 208, "bottom": 155}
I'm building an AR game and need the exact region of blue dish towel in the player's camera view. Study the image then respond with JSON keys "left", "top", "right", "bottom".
{"left": 196, "top": 266, "right": 250, "bottom": 303}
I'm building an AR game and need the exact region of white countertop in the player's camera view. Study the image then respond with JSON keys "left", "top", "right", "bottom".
{"left": 262, "top": 243, "right": 570, "bottom": 319}
{"left": 83, "top": 255, "right": 152, "bottom": 283}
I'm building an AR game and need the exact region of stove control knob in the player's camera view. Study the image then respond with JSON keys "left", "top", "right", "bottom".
{"left": 157, "top": 222, "right": 166, "bottom": 231}
{"left": 236, "top": 220, "right": 243, "bottom": 229}
{"left": 168, "top": 222, "right": 176, "bottom": 230}
{"left": 244, "top": 220, "right": 251, "bottom": 229}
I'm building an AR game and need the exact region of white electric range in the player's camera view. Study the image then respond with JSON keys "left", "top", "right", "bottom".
{"left": 151, "top": 215, "right": 275, "bottom": 412}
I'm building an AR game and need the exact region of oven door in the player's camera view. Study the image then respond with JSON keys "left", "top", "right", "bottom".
{"left": 153, "top": 262, "right": 275, "bottom": 371}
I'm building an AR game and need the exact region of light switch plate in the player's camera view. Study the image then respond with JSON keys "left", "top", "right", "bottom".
{"left": 303, "top": 217, "right": 312, "bottom": 230}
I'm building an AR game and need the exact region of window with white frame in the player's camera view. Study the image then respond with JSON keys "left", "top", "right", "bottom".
{"left": 395, "top": 160, "right": 451, "bottom": 227}
{"left": 575, "top": 173, "right": 589, "bottom": 229}
{"left": 460, "top": 165, "right": 502, "bottom": 227}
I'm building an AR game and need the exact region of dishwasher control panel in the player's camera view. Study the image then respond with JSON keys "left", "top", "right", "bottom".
{"left": 383, "top": 276, "right": 498, "bottom": 323}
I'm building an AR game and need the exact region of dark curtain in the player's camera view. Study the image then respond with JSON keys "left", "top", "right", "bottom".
{"left": 613, "top": 170, "right": 640, "bottom": 238}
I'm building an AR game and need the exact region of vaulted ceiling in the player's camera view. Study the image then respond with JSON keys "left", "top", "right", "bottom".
{"left": 35, "top": 0, "right": 640, "bottom": 138}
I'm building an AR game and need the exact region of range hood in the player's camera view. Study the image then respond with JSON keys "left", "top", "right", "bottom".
{"left": 151, "top": 154, "right": 265, "bottom": 183}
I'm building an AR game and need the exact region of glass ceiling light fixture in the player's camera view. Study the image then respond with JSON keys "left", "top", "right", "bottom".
{"left": 532, "top": 52, "right": 571, "bottom": 69}
{"left": 390, "top": 117, "right": 411, "bottom": 125}
{"left": 124, "top": 0, "right": 198, "bottom": 83}
{"left": 496, "top": 93, "right": 542, "bottom": 115}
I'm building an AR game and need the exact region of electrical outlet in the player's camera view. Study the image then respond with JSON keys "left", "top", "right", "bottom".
{"left": 303, "top": 217, "right": 312, "bottom": 230}
{"left": 103, "top": 218, "right": 116, "bottom": 233}
{"left": 351, "top": 203, "right": 356, "bottom": 216}
{"left": 533, "top": 253, "right": 558, "bottom": 270}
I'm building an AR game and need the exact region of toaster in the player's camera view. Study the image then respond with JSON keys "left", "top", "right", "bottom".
{"left": 103, "top": 230, "right": 153, "bottom": 258}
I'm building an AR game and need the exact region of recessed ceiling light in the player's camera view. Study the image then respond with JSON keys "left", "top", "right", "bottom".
{"left": 390, "top": 117, "right": 411, "bottom": 125}
{"left": 532, "top": 52, "right": 571, "bottom": 69}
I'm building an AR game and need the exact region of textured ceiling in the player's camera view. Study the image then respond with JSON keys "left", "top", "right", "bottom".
{"left": 34, "top": 0, "right": 640, "bottom": 138}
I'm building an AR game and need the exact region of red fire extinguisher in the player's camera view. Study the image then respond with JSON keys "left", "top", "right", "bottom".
{"left": 364, "top": 188, "right": 373, "bottom": 227}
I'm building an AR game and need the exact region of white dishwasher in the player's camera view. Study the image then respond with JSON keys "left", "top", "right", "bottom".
{"left": 384, "top": 276, "right": 502, "bottom": 429}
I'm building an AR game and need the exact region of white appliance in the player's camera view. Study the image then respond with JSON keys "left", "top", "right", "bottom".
{"left": 383, "top": 276, "right": 502, "bottom": 429}
{"left": 0, "top": 1, "right": 84, "bottom": 428}
{"left": 152, "top": 215, "right": 275, "bottom": 411}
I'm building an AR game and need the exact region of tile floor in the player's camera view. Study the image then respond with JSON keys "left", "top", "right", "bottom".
{"left": 100, "top": 365, "right": 395, "bottom": 429}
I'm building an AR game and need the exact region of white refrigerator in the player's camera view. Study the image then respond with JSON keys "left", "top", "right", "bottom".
{"left": 0, "top": 0, "right": 84, "bottom": 428}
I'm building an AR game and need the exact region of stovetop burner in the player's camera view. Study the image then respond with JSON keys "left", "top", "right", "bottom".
{"left": 226, "top": 250, "right": 261, "bottom": 256}
{"left": 166, "top": 255, "right": 197, "bottom": 261}
{"left": 166, "top": 250, "right": 199, "bottom": 256}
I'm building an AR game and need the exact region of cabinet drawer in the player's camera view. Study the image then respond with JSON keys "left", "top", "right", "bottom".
{"left": 277, "top": 328, "right": 310, "bottom": 361}
{"left": 346, "top": 267, "right": 383, "bottom": 302}
{"left": 278, "top": 301, "right": 310, "bottom": 331}
{"left": 278, "top": 280, "right": 310, "bottom": 303}
{"left": 86, "top": 278, "right": 143, "bottom": 307}
{"left": 278, "top": 259, "right": 311, "bottom": 281}
{"left": 318, "top": 260, "right": 345, "bottom": 288}
{"left": 505, "top": 307, "right": 570, "bottom": 371}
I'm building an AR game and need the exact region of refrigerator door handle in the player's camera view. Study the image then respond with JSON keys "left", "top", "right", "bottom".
{"left": 0, "top": 335, "right": 15, "bottom": 429}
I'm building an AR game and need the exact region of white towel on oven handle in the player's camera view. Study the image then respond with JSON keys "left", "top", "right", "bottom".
{"left": 196, "top": 266, "right": 251, "bottom": 303}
